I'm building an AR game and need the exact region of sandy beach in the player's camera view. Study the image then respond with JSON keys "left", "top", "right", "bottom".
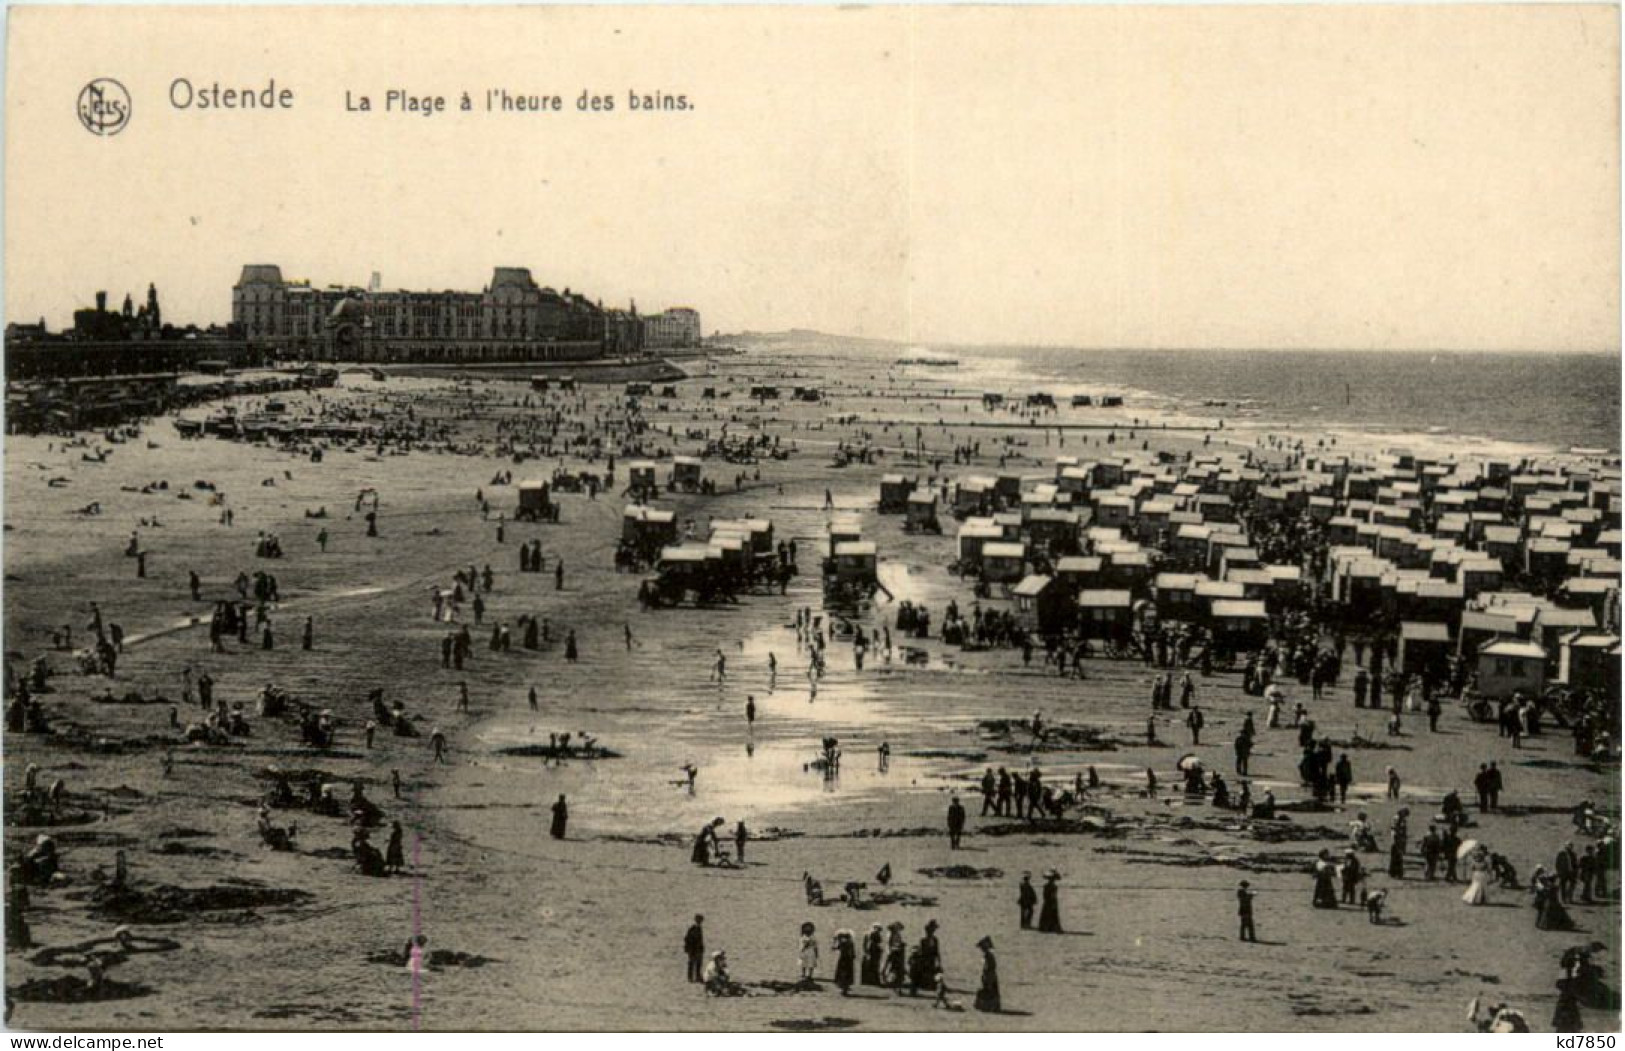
{"left": 3, "top": 347, "right": 1618, "bottom": 1032}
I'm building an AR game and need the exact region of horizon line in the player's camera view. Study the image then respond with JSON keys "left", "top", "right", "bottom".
{"left": 721, "top": 330, "right": 1623, "bottom": 357}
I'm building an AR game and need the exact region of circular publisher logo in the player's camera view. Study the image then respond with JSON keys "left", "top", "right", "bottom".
{"left": 78, "top": 78, "right": 130, "bottom": 136}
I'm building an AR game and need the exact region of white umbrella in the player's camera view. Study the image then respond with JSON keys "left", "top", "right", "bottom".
{"left": 1456, "top": 837, "right": 1481, "bottom": 861}
{"left": 1176, "top": 753, "right": 1205, "bottom": 773}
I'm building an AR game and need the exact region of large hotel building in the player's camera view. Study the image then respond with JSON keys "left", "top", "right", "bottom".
{"left": 232, "top": 265, "right": 701, "bottom": 363}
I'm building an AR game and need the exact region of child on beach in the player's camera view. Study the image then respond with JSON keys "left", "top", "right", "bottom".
{"left": 798, "top": 922, "right": 819, "bottom": 981}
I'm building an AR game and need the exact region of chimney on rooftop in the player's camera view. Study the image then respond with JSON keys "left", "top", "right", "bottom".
{"left": 96, "top": 291, "right": 107, "bottom": 313}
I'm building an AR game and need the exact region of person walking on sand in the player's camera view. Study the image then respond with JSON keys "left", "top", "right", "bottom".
{"left": 385, "top": 821, "right": 405, "bottom": 875}
{"left": 550, "top": 794, "right": 568, "bottom": 839}
{"left": 713, "top": 649, "right": 727, "bottom": 682}
{"left": 1185, "top": 705, "right": 1204, "bottom": 745}
{"left": 883, "top": 922, "right": 907, "bottom": 992}
{"left": 302, "top": 616, "right": 313, "bottom": 651}
{"left": 528, "top": 686, "right": 539, "bottom": 712}
{"left": 554, "top": 561, "right": 564, "bottom": 591}
{"left": 861, "top": 924, "right": 884, "bottom": 986}
{"left": 684, "top": 915, "right": 705, "bottom": 983}
{"left": 974, "top": 936, "right": 1001, "bottom": 1013}
{"left": 565, "top": 630, "right": 578, "bottom": 662}
{"left": 1038, "top": 870, "right": 1063, "bottom": 932}
{"left": 1237, "top": 880, "right": 1257, "bottom": 942}
{"left": 832, "top": 930, "right": 856, "bottom": 995}
{"left": 745, "top": 695, "right": 756, "bottom": 727}
{"left": 430, "top": 727, "right": 448, "bottom": 763}
{"left": 913, "top": 920, "right": 943, "bottom": 996}
{"left": 1018, "top": 872, "right": 1037, "bottom": 929}
{"left": 734, "top": 820, "right": 748, "bottom": 864}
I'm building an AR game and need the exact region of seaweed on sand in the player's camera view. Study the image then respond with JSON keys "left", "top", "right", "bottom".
{"left": 976, "top": 719, "right": 1125, "bottom": 752}
{"left": 89, "top": 882, "right": 312, "bottom": 924}
{"left": 917, "top": 865, "right": 1003, "bottom": 880}
{"left": 10, "top": 976, "right": 152, "bottom": 1003}
{"left": 770, "top": 1017, "right": 861, "bottom": 1030}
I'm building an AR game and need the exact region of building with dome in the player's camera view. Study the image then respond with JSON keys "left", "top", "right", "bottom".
{"left": 232, "top": 265, "right": 649, "bottom": 363}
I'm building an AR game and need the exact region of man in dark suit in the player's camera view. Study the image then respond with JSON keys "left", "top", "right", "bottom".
{"left": 1420, "top": 826, "right": 1441, "bottom": 881}
{"left": 946, "top": 795, "right": 966, "bottom": 849}
{"left": 1556, "top": 843, "right": 1579, "bottom": 903}
{"left": 1237, "top": 881, "right": 1257, "bottom": 942}
{"left": 1017, "top": 873, "right": 1037, "bottom": 929}
{"left": 684, "top": 915, "right": 705, "bottom": 983}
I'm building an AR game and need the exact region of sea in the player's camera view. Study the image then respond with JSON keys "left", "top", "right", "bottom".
{"left": 854, "top": 345, "right": 1620, "bottom": 459}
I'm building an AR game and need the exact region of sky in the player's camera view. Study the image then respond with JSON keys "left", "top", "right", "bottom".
{"left": 5, "top": 5, "right": 1620, "bottom": 352}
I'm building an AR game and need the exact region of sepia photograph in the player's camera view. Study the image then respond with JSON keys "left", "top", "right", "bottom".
{"left": 1, "top": 3, "right": 1620, "bottom": 1035}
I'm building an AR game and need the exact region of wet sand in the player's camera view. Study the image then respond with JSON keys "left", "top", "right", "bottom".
{"left": 3, "top": 353, "right": 1617, "bottom": 1031}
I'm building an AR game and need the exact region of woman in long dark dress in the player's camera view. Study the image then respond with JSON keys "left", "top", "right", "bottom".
{"left": 1533, "top": 868, "right": 1576, "bottom": 930}
{"left": 549, "top": 794, "right": 568, "bottom": 839}
{"left": 911, "top": 920, "right": 942, "bottom": 994}
{"left": 1553, "top": 977, "right": 1585, "bottom": 1032}
{"left": 860, "top": 924, "right": 884, "bottom": 986}
{"left": 385, "top": 821, "right": 405, "bottom": 874}
{"left": 690, "top": 818, "right": 723, "bottom": 866}
{"left": 1039, "top": 871, "right": 1063, "bottom": 932}
{"left": 974, "top": 936, "right": 1001, "bottom": 1013}
{"left": 832, "top": 931, "right": 856, "bottom": 995}
{"left": 883, "top": 923, "right": 907, "bottom": 993}
{"left": 1312, "top": 851, "right": 1339, "bottom": 908}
